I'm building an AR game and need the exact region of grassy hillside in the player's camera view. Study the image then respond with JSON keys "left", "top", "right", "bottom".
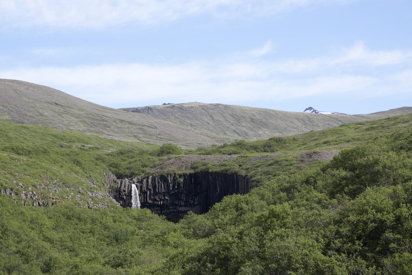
{"left": 1, "top": 114, "right": 412, "bottom": 274}
{"left": 2, "top": 79, "right": 411, "bottom": 148}
{"left": 122, "top": 103, "right": 363, "bottom": 140}
{"left": 122, "top": 103, "right": 412, "bottom": 143}
{"left": 0, "top": 121, "right": 161, "bottom": 207}
{"left": 193, "top": 112, "right": 412, "bottom": 155}
{"left": 0, "top": 79, "right": 222, "bottom": 148}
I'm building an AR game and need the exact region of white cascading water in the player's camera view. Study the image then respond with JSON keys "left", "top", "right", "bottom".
{"left": 131, "top": 184, "right": 141, "bottom": 209}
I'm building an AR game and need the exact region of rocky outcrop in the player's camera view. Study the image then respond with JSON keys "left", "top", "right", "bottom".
{"left": 1, "top": 176, "right": 115, "bottom": 208}
{"left": 0, "top": 187, "right": 56, "bottom": 206}
{"left": 109, "top": 172, "right": 250, "bottom": 222}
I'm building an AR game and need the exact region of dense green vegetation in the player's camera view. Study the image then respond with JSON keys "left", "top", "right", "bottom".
{"left": 0, "top": 201, "right": 187, "bottom": 274}
{"left": 1, "top": 114, "right": 412, "bottom": 274}
{"left": 162, "top": 128, "right": 411, "bottom": 274}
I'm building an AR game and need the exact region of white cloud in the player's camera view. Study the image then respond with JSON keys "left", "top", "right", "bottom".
{"left": 0, "top": 42, "right": 410, "bottom": 107}
{"left": 31, "top": 47, "right": 75, "bottom": 57}
{"left": 335, "top": 41, "right": 412, "bottom": 66}
{"left": 248, "top": 41, "right": 273, "bottom": 57}
{"left": 261, "top": 42, "right": 412, "bottom": 75}
{"left": 0, "top": 0, "right": 356, "bottom": 29}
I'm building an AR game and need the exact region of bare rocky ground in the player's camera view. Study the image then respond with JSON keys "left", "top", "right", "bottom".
{"left": 300, "top": 150, "right": 340, "bottom": 163}
{"left": 246, "top": 154, "right": 282, "bottom": 164}
{"left": 151, "top": 155, "right": 239, "bottom": 172}
{"left": 151, "top": 150, "right": 340, "bottom": 173}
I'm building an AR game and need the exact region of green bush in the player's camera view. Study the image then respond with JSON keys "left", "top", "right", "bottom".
{"left": 320, "top": 145, "right": 412, "bottom": 198}
{"left": 157, "top": 143, "right": 183, "bottom": 156}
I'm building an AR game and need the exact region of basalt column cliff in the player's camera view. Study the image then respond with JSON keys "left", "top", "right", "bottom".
{"left": 110, "top": 172, "right": 250, "bottom": 222}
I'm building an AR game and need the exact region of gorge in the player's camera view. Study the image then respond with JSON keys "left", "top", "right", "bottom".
{"left": 110, "top": 171, "right": 250, "bottom": 222}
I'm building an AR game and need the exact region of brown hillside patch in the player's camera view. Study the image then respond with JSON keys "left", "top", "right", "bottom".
{"left": 300, "top": 150, "right": 340, "bottom": 163}
{"left": 151, "top": 155, "right": 238, "bottom": 172}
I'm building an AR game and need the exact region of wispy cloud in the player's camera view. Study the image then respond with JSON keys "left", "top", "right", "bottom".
{"left": 0, "top": 0, "right": 356, "bottom": 29}
{"left": 1, "top": 42, "right": 410, "bottom": 107}
{"left": 248, "top": 41, "right": 273, "bottom": 57}
{"left": 31, "top": 47, "right": 75, "bottom": 57}
{"left": 260, "top": 42, "right": 412, "bottom": 75}
{"left": 337, "top": 41, "right": 412, "bottom": 66}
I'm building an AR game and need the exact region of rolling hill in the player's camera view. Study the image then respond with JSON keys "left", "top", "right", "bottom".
{"left": 0, "top": 79, "right": 219, "bottom": 148}
{"left": 1, "top": 79, "right": 411, "bottom": 148}
{"left": 122, "top": 103, "right": 412, "bottom": 143}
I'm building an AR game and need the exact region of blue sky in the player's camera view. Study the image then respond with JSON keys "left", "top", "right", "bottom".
{"left": 0, "top": 0, "right": 411, "bottom": 114}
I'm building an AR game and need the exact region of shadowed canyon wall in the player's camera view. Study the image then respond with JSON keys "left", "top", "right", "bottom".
{"left": 110, "top": 172, "right": 250, "bottom": 221}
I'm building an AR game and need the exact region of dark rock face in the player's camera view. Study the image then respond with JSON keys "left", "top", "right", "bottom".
{"left": 110, "top": 172, "right": 250, "bottom": 222}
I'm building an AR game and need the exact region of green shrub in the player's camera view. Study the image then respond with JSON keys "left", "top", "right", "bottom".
{"left": 321, "top": 145, "right": 412, "bottom": 198}
{"left": 157, "top": 143, "right": 183, "bottom": 156}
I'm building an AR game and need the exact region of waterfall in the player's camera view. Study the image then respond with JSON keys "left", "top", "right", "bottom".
{"left": 131, "top": 184, "right": 141, "bottom": 209}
